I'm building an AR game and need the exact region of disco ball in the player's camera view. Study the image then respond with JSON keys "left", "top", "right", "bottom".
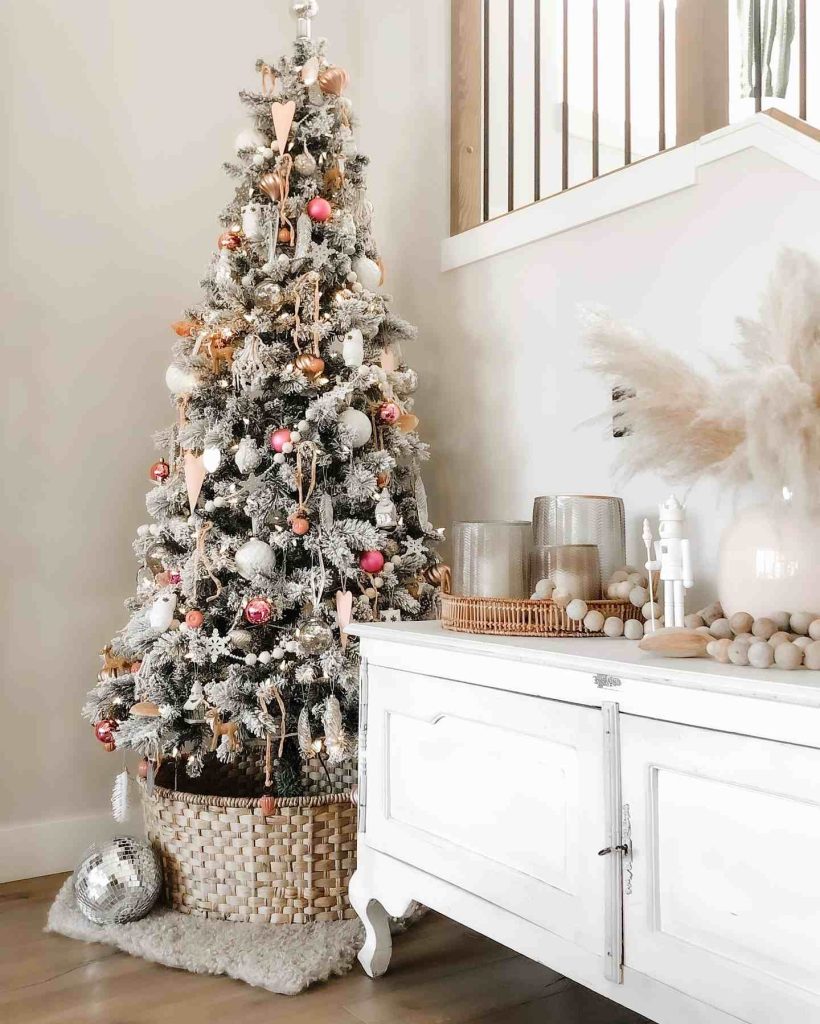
{"left": 73, "top": 836, "right": 162, "bottom": 925}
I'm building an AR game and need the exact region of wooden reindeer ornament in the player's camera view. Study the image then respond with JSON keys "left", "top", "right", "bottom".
{"left": 205, "top": 708, "right": 240, "bottom": 752}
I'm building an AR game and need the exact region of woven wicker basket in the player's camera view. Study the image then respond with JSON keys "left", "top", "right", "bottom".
{"left": 141, "top": 757, "right": 358, "bottom": 924}
{"left": 440, "top": 593, "right": 647, "bottom": 637}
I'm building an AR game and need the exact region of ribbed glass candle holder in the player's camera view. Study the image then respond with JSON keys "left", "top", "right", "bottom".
{"left": 529, "top": 544, "right": 602, "bottom": 600}
{"left": 532, "top": 495, "right": 625, "bottom": 586}
{"left": 452, "top": 521, "right": 532, "bottom": 598}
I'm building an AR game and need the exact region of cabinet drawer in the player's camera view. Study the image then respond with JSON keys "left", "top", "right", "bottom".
{"left": 363, "top": 664, "right": 606, "bottom": 955}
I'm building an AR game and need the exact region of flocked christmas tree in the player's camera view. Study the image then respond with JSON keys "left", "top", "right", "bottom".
{"left": 84, "top": 2, "right": 442, "bottom": 796}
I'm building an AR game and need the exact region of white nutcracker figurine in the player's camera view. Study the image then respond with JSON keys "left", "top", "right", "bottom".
{"left": 646, "top": 495, "right": 693, "bottom": 628}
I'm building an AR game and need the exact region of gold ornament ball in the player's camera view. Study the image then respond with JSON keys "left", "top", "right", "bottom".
{"left": 318, "top": 65, "right": 350, "bottom": 96}
{"left": 295, "top": 353, "right": 325, "bottom": 380}
{"left": 258, "top": 172, "right": 282, "bottom": 201}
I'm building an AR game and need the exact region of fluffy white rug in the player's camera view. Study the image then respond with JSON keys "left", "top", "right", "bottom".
{"left": 46, "top": 876, "right": 364, "bottom": 995}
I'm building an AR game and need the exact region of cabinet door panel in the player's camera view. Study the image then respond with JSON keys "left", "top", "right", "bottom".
{"left": 622, "top": 715, "right": 820, "bottom": 1023}
{"left": 365, "top": 665, "right": 606, "bottom": 956}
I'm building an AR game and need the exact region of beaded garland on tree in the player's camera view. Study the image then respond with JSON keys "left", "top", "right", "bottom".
{"left": 84, "top": 19, "right": 442, "bottom": 795}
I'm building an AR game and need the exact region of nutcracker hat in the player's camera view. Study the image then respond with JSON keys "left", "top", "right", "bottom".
{"left": 658, "top": 494, "right": 685, "bottom": 522}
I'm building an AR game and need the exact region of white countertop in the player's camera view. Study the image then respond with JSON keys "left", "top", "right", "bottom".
{"left": 348, "top": 620, "right": 820, "bottom": 708}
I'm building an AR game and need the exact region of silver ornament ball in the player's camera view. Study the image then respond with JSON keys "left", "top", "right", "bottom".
{"left": 74, "top": 837, "right": 162, "bottom": 925}
{"left": 298, "top": 615, "right": 333, "bottom": 655}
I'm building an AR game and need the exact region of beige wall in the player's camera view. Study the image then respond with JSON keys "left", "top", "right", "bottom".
{"left": 0, "top": 0, "right": 359, "bottom": 877}
{"left": 355, "top": 0, "right": 820, "bottom": 599}
{"left": 3, "top": 0, "right": 820, "bottom": 878}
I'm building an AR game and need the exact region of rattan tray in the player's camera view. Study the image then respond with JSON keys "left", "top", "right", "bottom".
{"left": 439, "top": 592, "right": 646, "bottom": 637}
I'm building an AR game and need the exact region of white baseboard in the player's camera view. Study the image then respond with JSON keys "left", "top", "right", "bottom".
{"left": 0, "top": 811, "right": 144, "bottom": 883}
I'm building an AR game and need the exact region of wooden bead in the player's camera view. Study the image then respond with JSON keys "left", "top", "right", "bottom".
{"left": 771, "top": 611, "right": 792, "bottom": 631}
{"left": 804, "top": 640, "right": 820, "bottom": 670}
{"left": 751, "top": 617, "right": 777, "bottom": 640}
{"left": 709, "top": 618, "right": 733, "bottom": 640}
{"left": 624, "top": 619, "right": 644, "bottom": 641}
{"left": 615, "top": 581, "right": 633, "bottom": 600}
{"left": 603, "top": 616, "right": 624, "bottom": 638}
{"left": 809, "top": 619, "right": 820, "bottom": 641}
{"left": 793, "top": 636, "right": 812, "bottom": 650}
{"left": 729, "top": 612, "right": 753, "bottom": 635}
{"left": 684, "top": 614, "right": 705, "bottom": 630}
{"left": 727, "top": 641, "right": 750, "bottom": 666}
{"left": 697, "top": 602, "right": 724, "bottom": 626}
{"left": 610, "top": 570, "right": 630, "bottom": 583}
{"left": 747, "top": 641, "right": 775, "bottom": 669}
{"left": 583, "top": 610, "right": 605, "bottom": 632}
{"left": 774, "top": 641, "right": 804, "bottom": 670}
{"left": 768, "top": 631, "right": 792, "bottom": 648}
{"left": 629, "top": 586, "right": 648, "bottom": 608}
{"left": 790, "top": 611, "right": 816, "bottom": 636}
{"left": 707, "top": 638, "right": 732, "bottom": 663}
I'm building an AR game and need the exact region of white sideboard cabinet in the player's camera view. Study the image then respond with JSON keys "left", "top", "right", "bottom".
{"left": 347, "top": 622, "right": 820, "bottom": 1024}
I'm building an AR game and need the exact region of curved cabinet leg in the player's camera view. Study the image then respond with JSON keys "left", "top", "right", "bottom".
{"left": 349, "top": 870, "right": 393, "bottom": 978}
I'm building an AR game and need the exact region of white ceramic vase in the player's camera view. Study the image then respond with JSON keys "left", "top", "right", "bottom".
{"left": 717, "top": 503, "right": 820, "bottom": 618}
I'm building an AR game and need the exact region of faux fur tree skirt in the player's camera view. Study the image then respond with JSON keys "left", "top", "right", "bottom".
{"left": 46, "top": 875, "right": 365, "bottom": 995}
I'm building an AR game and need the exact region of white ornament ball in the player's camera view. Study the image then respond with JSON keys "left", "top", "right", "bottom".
{"left": 804, "top": 640, "right": 820, "bottom": 670}
{"left": 534, "top": 578, "right": 555, "bottom": 599}
{"left": 352, "top": 256, "right": 381, "bottom": 292}
{"left": 289, "top": 431, "right": 301, "bottom": 444}
{"left": 235, "top": 437, "right": 261, "bottom": 474}
{"left": 624, "top": 619, "right": 644, "bottom": 641}
{"left": 790, "top": 611, "right": 816, "bottom": 636}
{"left": 629, "top": 586, "right": 648, "bottom": 608}
{"left": 149, "top": 524, "right": 160, "bottom": 536}
{"left": 297, "top": 419, "right": 309, "bottom": 433}
{"left": 165, "top": 363, "right": 198, "bottom": 396}
{"left": 391, "top": 554, "right": 402, "bottom": 565}
{"left": 273, "top": 452, "right": 285, "bottom": 465}
{"left": 566, "top": 599, "right": 588, "bottom": 622}
{"left": 282, "top": 442, "right": 294, "bottom": 454}
{"left": 615, "top": 581, "right": 633, "bottom": 600}
{"left": 252, "top": 154, "right": 265, "bottom": 167}
{"left": 610, "top": 570, "right": 630, "bottom": 583}
{"left": 627, "top": 572, "right": 647, "bottom": 586}
{"left": 583, "top": 610, "right": 605, "bottom": 632}
{"left": 342, "top": 328, "right": 365, "bottom": 367}
{"left": 338, "top": 407, "right": 372, "bottom": 448}
{"left": 774, "top": 641, "right": 803, "bottom": 670}
{"left": 552, "top": 590, "right": 571, "bottom": 609}
{"left": 202, "top": 446, "right": 221, "bottom": 473}
{"left": 235, "top": 128, "right": 268, "bottom": 153}
{"left": 642, "top": 601, "right": 658, "bottom": 620}
{"left": 245, "top": 653, "right": 258, "bottom": 666}
{"left": 607, "top": 583, "right": 621, "bottom": 599}
{"left": 747, "top": 641, "right": 775, "bottom": 669}
{"left": 285, "top": 640, "right": 299, "bottom": 654}
{"left": 709, "top": 618, "right": 733, "bottom": 640}
{"left": 603, "top": 616, "right": 624, "bottom": 638}
{"left": 258, "top": 651, "right": 272, "bottom": 665}
{"left": 149, "top": 593, "right": 177, "bottom": 631}
{"left": 272, "top": 647, "right": 285, "bottom": 660}
{"left": 213, "top": 496, "right": 226, "bottom": 508}
{"left": 235, "top": 538, "right": 275, "bottom": 580}
{"left": 137, "top": 525, "right": 150, "bottom": 538}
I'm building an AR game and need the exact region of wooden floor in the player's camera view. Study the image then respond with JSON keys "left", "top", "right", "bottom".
{"left": 0, "top": 874, "right": 651, "bottom": 1024}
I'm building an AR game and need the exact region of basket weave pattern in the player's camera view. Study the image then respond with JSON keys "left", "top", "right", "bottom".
{"left": 141, "top": 757, "right": 358, "bottom": 924}
{"left": 440, "top": 593, "right": 646, "bottom": 637}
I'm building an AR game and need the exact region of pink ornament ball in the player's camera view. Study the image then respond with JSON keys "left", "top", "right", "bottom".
{"left": 378, "top": 402, "right": 401, "bottom": 425}
{"left": 244, "top": 597, "right": 273, "bottom": 625}
{"left": 359, "top": 550, "right": 385, "bottom": 574}
{"left": 169, "top": 571, "right": 182, "bottom": 585}
{"left": 269, "top": 428, "right": 292, "bottom": 453}
{"left": 307, "top": 197, "right": 332, "bottom": 222}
